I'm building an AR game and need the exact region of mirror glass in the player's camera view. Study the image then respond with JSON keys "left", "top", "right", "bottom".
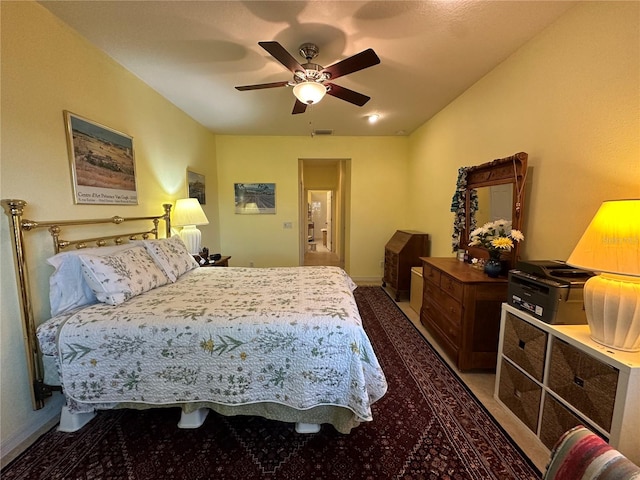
{"left": 473, "top": 185, "right": 514, "bottom": 227}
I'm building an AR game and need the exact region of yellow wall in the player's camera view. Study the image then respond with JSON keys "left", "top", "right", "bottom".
{"left": 0, "top": 2, "right": 218, "bottom": 453}
{"left": 304, "top": 162, "right": 340, "bottom": 189}
{"left": 215, "top": 136, "right": 410, "bottom": 277}
{"left": 408, "top": 1, "right": 640, "bottom": 260}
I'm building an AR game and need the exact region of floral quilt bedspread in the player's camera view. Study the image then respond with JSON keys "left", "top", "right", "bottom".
{"left": 54, "top": 266, "right": 387, "bottom": 423}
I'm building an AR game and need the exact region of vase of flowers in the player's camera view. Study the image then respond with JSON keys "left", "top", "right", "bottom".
{"left": 483, "top": 251, "right": 503, "bottom": 278}
{"left": 468, "top": 219, "right": 524, "bottom": 278}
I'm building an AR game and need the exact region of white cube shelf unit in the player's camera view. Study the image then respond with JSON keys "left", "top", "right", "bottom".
{"left": 495, "top": 304, "right": 640, "bottom": 465}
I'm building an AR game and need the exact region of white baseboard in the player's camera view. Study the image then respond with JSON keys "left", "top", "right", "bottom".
{"left": 352, "top": 277, "right": 383, "bottom": 285}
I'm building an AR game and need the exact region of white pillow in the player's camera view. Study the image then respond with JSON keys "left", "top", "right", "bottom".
{"left": 47, "top": 244, "right": 136, "bottom": 316}
{"left": 78, "top": 246, "right": 170, "bottom": 306}
{"left": 136, "top": 235, "right": 199, "bottom": 282}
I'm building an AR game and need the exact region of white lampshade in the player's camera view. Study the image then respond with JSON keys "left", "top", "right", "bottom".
{"left": 172, "top": 198, "right": 209, "bottom": 227}
{"left": 172, "top": 198, "right": 209, "bottom": 254}
{"left": 567, "top": 199, "right": 640, "bottom": 351}
{"left": 293, "top": 81, "right": 327, "bottom": 105}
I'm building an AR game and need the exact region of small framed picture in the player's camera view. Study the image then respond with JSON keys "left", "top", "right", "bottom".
{"left": 187, "top": 169, "right": 206, "bottom": 205}
{"left": 234, "top": 183, "right": 276, "bottom": 214}
{"left": 64, "top": 111, "right": 138, "bottom": 205}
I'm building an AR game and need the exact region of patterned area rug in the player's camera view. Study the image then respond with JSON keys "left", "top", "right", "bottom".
{"left": 2, "top": 286, "right": 541, "bottom": 480}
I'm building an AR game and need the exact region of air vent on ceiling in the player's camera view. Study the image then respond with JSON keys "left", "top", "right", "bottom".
{"left": 313, "top": 129, "right": 333, "bottom": 136}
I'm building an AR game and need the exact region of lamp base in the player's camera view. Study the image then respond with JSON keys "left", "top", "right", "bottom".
{"left": 583, "top": 274, "right": 640, "bottom": 352}
{"left": 179, "top": 225, "right": 201, "bottom": 255}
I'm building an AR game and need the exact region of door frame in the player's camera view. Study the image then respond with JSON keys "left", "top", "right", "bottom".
{"left": 298, "top": 159, "right": 349, "bottom": 269}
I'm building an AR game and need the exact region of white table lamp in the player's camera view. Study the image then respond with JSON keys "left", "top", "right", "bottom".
{"left": 567, "top": 199, "right": 640, "bottom": 351}
{"left": 172, "top": 198, "right": 209, "bottom": 255}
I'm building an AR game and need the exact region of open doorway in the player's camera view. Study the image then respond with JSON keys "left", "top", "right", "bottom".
{"left": 299, "top": 159, "right": 348, "bottom": 268}
{"left": 308, "top": 190, "right": 333, "bottom": 251}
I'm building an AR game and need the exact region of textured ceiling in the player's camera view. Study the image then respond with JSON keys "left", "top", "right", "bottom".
{"left": 41, "top": 1, "right": 575, "bottom": 136}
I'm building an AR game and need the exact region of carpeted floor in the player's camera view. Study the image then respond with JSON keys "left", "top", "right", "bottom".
{"left": 2, "top": 286, "right": 541, "bottom": 480}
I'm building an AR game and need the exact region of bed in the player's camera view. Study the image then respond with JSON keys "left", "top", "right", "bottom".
{"left": 3, "top": 200, "right": 387, "bottom": 434}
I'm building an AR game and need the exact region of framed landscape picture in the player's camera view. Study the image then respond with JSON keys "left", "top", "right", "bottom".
{"left": 187, "top": 169, "right": 206, "bottom": 205}
{"left": 234, "top": 183, "right": 276, "bottom": 214}
{"left": 64, "top": 111, "right": 138, "bottom": 205}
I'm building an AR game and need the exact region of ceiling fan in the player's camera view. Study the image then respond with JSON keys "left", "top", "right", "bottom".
{"left": 235, "top": 41, "right": 380, "bottom": 115}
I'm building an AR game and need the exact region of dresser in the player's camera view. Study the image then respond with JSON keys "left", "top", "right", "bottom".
{"left": 495, "top": 304, "right": 640, "bottom": 464}
{"left": 420, "top": 257, "right": 508, "bottom": 371}
{"left": 382, "top": 230, "right": 429, "bottom": 301}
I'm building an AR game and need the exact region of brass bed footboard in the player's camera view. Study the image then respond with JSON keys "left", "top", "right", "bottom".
{"left": 2, "top": 199, "right": 172, "bottom": 409}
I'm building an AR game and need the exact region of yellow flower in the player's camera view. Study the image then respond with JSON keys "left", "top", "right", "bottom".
{"left": 240, "top": 352, "right": 247, "bottom": 361}
{"left": 491, "top": 237, "right": 514, "bottom": 250}
{"left": 90, "top": 359, "right": 97, "bottom": 367}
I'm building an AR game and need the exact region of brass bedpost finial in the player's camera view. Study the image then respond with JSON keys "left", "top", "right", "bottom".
{"left": 163, "top": 203, "right": 173, "bottom": 238}
{"left": 2, "top": 198, "right": 27, "bottom": 216}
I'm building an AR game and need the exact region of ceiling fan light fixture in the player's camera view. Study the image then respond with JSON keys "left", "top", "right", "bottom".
{"left": 293, "top": 81, "right": 327, "bottom": 105}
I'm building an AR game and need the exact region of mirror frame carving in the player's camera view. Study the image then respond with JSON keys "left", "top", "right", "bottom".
{"left": 462, "top": 152, "right": 528, "bottom": 268}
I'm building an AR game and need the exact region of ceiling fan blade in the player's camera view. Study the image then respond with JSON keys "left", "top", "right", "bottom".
{"left": 321, "top": 49, "right": 380, "bottom": 81}
{"left": 292, "top": 99, "right": 308, "bottom": 115}
{"left": 325, "top": 83, "right": 370, "bottom": 107}
{"left": 259, "top": 41, "right": 305, "bottom": 75}
{"left": 235, "top": 81, "right": 290, "bottom": 91}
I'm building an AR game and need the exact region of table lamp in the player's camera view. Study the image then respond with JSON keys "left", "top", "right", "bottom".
{"left": 566, "top": 199, "right": 640, "bottom": 351}
{"left": 172, "top": 198, "right": 209, "bottom": 255}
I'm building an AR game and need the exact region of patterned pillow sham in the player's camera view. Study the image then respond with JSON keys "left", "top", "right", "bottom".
{"left": 136, "top": 235, "right": 199, "bottom": 282}
{"left": 47, "top": 244, "right": 137, "bottom": 316}
{"left": 78, "top": 246, "right": 170, "bottom": 306}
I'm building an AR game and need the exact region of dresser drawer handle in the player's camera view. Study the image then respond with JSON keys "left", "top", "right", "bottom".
{"left": 518, "top": 340, "right": 526, "bottom": 349}
{"left": 513, "top": 389, "right": 522, "bottom": 399}
{"left": 574, "top": 376, "right": 585, "bottom": 388}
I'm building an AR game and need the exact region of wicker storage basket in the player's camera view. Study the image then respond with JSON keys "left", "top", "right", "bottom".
{"left": 503, "top": 312, "right": 547, "bottom": 381}
{"left": 498, "top": 359, "right": 542, "bottom": 433}
{"left": 548, "top": 338, "right": 619, "bottom": 432}
{"left": 539, "top": 394, "right": 606, "bottom": 450}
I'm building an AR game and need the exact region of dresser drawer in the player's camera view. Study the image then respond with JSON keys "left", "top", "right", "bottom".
{"left": 440, "top": 273, "right": 464, "bottom": 301}
{"left": 423, "top": 281, "right": 462, "bottom": 320}
{"left": 421, "top": 298, "right": 460, "bottom": 346}
{"left": 422, "top": 264, "right": 441, "bottom": 286}
{"left": 503, "top": 312, "right": 547, "bottom": 382}
{"left": 548, "top": 338, "right": 619, "bottom": 432}
{"left": 385, "top": 251, "right": 398, "bottom": 271}
{"left": 498, "top": 359, "right": 542, "bottom": 433}
{"left": 384, "top": 266, "right": 397, "bottom": 281}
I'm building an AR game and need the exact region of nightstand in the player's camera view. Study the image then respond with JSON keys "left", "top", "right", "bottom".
{"left": 200, "top": 257, "right": 231, "bottom": 267}
{"left": 196, "top": 256, "right": 231, "bottom": 267}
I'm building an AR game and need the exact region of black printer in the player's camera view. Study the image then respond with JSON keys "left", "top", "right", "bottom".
{"left": 507, "top": 260, "right": 594, "bottom": 325}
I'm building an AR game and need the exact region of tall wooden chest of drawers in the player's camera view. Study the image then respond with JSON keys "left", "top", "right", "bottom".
{"left": 420, "top": 257, "right": 508, "bottom": 371}
{"left": 382, "top": 230, "right": 429, "bottom": 301}
{"left": 495, "top": 304, "right": 640, "bottom": 464}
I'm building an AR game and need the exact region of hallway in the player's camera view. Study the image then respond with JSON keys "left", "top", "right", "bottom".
{"left": 303, "top": 242, "right": 343, "bottom": 267}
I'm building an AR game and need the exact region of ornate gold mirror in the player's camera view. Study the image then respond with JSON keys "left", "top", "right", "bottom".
{"left": 456, "top": 152, "right": 528, "bottom": 269}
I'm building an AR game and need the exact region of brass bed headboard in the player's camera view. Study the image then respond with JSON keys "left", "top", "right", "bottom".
{"left": 1, "top": 199, "right": 172, "bottom": 410}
